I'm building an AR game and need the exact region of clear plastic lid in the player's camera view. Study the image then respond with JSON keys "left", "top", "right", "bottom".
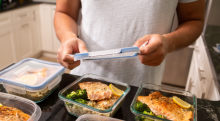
{"left": 68, "top": 47, "right": 140, "bottom": 61}
{"left": 76, "top": 114, "right": 124, "bottom": 121}
{"left": 0, "top": 58, "right": 65, "bottom": 90}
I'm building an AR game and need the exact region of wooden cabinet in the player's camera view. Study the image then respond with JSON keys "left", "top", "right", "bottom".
{"left": 0, "top": 28, "right": 16, "bottom": 69}
{"left": 0, "top": 5, "right": 42, "bottom": 70}
{"left": 0, "top": 11, "right": 13, "bottom": 29}
{"left": 51, "top": 5, "right": 61, "bottom": 53}
{"left": 31, "top": 5, "right": 42, "bottom": 54}
{"left": 14, "top": 21, "right": 33, "bottom": 61}
{"left": 40, "top": 4, "right": 61, "bottom": 53}
{"left": 186, "top": 36, "right": 220, "bottom": 100}
{"left": 39, "top": 4, "right": 53, "bottom": 52}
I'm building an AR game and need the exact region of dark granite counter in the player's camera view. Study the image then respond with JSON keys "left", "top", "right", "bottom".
{"left": 0, "top": 72, "right": 219, "bottom": 121}
{"left": 0, "top": 1, "right": 55, "bottom": 14}
{"left": 204, "top": 25, "right": 220, "bottom": 90}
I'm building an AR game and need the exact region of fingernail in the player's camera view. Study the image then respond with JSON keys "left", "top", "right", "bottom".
{"left": 133, "top": 45, "right": 138, "bottom": 47}
{"left": 140, "top": 41, "right": 149, "bottom": 48}
{"left": 83, "top": 50, "right": 88, "bottom": 53}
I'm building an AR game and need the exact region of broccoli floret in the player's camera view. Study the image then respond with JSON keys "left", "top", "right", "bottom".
{"left": 157, "top": 115, "right": 166, "bottom": 119}
{"left": 76, "top": 89, "right": 87, "bottom": 99}
{"left": 143, "top": 110, "right": 155, "bottom": 116}
{"left": 75, "top": 98, "right": 87, "bottom": 104}
{"left": 66, "top": 91, "right": 78, "bottom": 100}
{"left": 135, "top": 101, "right": 150, "bottom": 112}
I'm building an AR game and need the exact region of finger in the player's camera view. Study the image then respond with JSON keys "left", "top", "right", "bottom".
{"left": 62, "top": 61, "right": 80, "bottom": 70}
{"left": 133, "top": 35, "right": 152, "bottom": 47}
{"left": 141, "top": 36, "right": 163, "bottom": 55}
{"left": 78, "top": 41, "right": 88, "bottom": 53}
{"left": 139, "top": 55, "right": 164, "bottom": 65}
{"left": 63, "top": 55, "right": 78, "bottom": 63}
{"left": 139, "top": 48, "right": 162, "bottom": 59}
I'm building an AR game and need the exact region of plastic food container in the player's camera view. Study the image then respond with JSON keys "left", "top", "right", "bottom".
{"left": 130, "top": 83, "right": 197, "bottom": 121}
{"left": 76, "top": 114, "right": 124, "bottom": 121}
{"left": 0, "top": 92, "right": 41, "bottom": 121}
{"left": 59, "top": 74, "right": 130, "bottom": 117}
{"left": 0, "top": 58, "right": 65, "bottom": 103}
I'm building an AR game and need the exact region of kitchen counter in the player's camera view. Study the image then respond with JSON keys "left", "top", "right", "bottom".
{"left": 203, "top": 25, "right": 220, "bottom": 90}
{"left": 1, "top": 72, "right": 219, "bottom": 121}
{"left": 0, "top": 1, "right": 55, "bottom": 13}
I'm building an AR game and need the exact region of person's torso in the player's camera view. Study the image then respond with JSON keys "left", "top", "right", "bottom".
{"left": 71, "top": 0, "right": 179, "bottom": 86}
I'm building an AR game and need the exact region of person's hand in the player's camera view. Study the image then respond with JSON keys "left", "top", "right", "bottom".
{"left": 57, "top": 38, "right": 88, "bottom": 69}
{"left": 134, "top": 34, "right": 169, "bottom": 66}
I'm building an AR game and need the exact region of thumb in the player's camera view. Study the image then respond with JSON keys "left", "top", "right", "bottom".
{"left": 78, "top": 41, "right": 88, "bottom": 53}
{"left": 134, "top": 35, "right": 152, "bottom": 47}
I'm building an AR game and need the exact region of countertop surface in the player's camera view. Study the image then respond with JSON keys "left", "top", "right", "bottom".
{"left": 36, "top": 74, "right": 220, "bottom": 121}
{"left": 0, "top": 1, "right": 54, "bottom": 13}
{"left": 1, "top": 73, "right": 219, "bottom": 121}
{"left": 204, "top": 25, "right": 220, "bottom": 89}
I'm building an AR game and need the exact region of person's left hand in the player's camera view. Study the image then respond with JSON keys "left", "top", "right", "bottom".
{"left": 133, "top": 34, "right": 170, "bottom": 66}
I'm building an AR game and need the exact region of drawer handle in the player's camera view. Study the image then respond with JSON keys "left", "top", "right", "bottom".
{"left": 187, "top": 78, "right": 195, "bottom": 92}
{"left": 21, "top": 23, "right": 28, "bottom": 27}
{"left": 201, "top": 92, "right": 205, "bottom": 99}
{"left": 198, "top": 68, "right": 206, "bottom": 81}
{"left": 194, "top": 46, "right": 199, "bottom": 53}
{"left": 20, "top": 14, "right": 27, "bottom": 18}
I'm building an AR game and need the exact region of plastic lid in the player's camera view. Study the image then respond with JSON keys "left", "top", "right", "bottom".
{"left": 0, "top": 58, "right": 65, "bottom": 90}
{"left": 69, "top": 47, "right": 140, "bottom": 61}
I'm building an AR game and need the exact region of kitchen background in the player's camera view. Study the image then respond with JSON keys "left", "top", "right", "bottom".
{"left": 0, "top": 0, "right": 219, "bottom": 101}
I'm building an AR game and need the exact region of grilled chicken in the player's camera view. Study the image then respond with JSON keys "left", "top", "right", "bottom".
{"left": 0, "top": 105, "right": 30, "bottom": 121}
{"left": 137, "top": 91, "right": 192, "bottom": 121}
{"left": 97, "top": 95, "right": 119, "bottom": 109}
{"left": 79, "top": 82, "right": 112, "bottom": 100}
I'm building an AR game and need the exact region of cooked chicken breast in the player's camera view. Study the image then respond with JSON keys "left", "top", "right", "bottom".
{"left": 97, "top": 95, "right": 119, "bottom": 109}
{"left": 79, "top": 82, "right": 112, "bottom": 100}
{"left": 137, "top": 91, "right": 192, "bottom": 121}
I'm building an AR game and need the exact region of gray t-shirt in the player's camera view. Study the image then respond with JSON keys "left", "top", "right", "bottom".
{"left": 71, "top": 0, "right": 197, "bottom": 86}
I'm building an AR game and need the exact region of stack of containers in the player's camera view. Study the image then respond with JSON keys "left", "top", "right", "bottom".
{"left": 0, "top": 58, "right": 65, "bottom": 103}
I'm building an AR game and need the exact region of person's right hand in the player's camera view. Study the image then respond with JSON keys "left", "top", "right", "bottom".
{"left": 57, "top": 37, "right": 88, "bottom": 70}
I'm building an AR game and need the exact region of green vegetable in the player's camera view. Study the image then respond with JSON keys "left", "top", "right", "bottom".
{"left": 157, "top": 115, "right": 166, "bottom": 119}
{"left": 75, "top": 98, "right": 87, "bottom": 104}
{"left": 76, "top": 89, "right": 87, "bottom": 99}
{"left": 135, "top": 101, "right": 150, "bottom": 112}
{"left": 66, "top": 91, "right": 78, "bottom": 100}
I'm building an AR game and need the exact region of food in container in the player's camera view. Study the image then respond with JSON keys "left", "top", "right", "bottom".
{"left": 0, "top": 92, "right": 41, "bottom": 121}
{"left": 76, "top": 114, "right": 124, "bottom": 121}
{"left": 0, "top": 58, "right": 65, "bottom": 103}
{"left": 130, "top": 83, "right": 197, "bottom": 121}
{"left": 59, "top": 74, "right": 130, "bottom": 117}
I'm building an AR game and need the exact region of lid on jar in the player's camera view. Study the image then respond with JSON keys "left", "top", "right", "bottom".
{"left": 0, "top": 58, "right": 65, "bottom": 89}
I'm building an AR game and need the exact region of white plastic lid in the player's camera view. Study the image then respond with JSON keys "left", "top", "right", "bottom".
{"left": 0, "top": 58, "right": 65, "bottom": 90}
{"left": 69, "top": 47, "right": 140, "bottom": 61}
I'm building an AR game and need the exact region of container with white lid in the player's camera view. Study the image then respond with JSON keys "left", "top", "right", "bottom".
{"left": 0, "top": 92, "right": 42, "bottom": 121}
{"left": 0, "top": 58, "right": 65, "bottom": 103}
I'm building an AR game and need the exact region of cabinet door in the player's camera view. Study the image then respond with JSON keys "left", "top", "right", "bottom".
{"left": 31, "top": 5, "right": 42, "bottom": 54}
{"left": 0, "top": 28, "right": 16, "bottom": 70}
{"left": 40, "top": 4, "right": 53, "bottom": 52}
{"left": 207, "top": 79, "right": 220, "bottom": 100}
{"left": 51, "top": 5, "right": 61, "bottom": 53}
{"left": 185, "top": 52, "right": 203, "bottom": 98}
{"left": 0, "top": 11, "right": 13, "bottom": 29}
{"left": 12, "top": 7, "right": 32, "bottom": 25}
{"left": 14, "top": 21, "right": 33, "bottom": 61}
